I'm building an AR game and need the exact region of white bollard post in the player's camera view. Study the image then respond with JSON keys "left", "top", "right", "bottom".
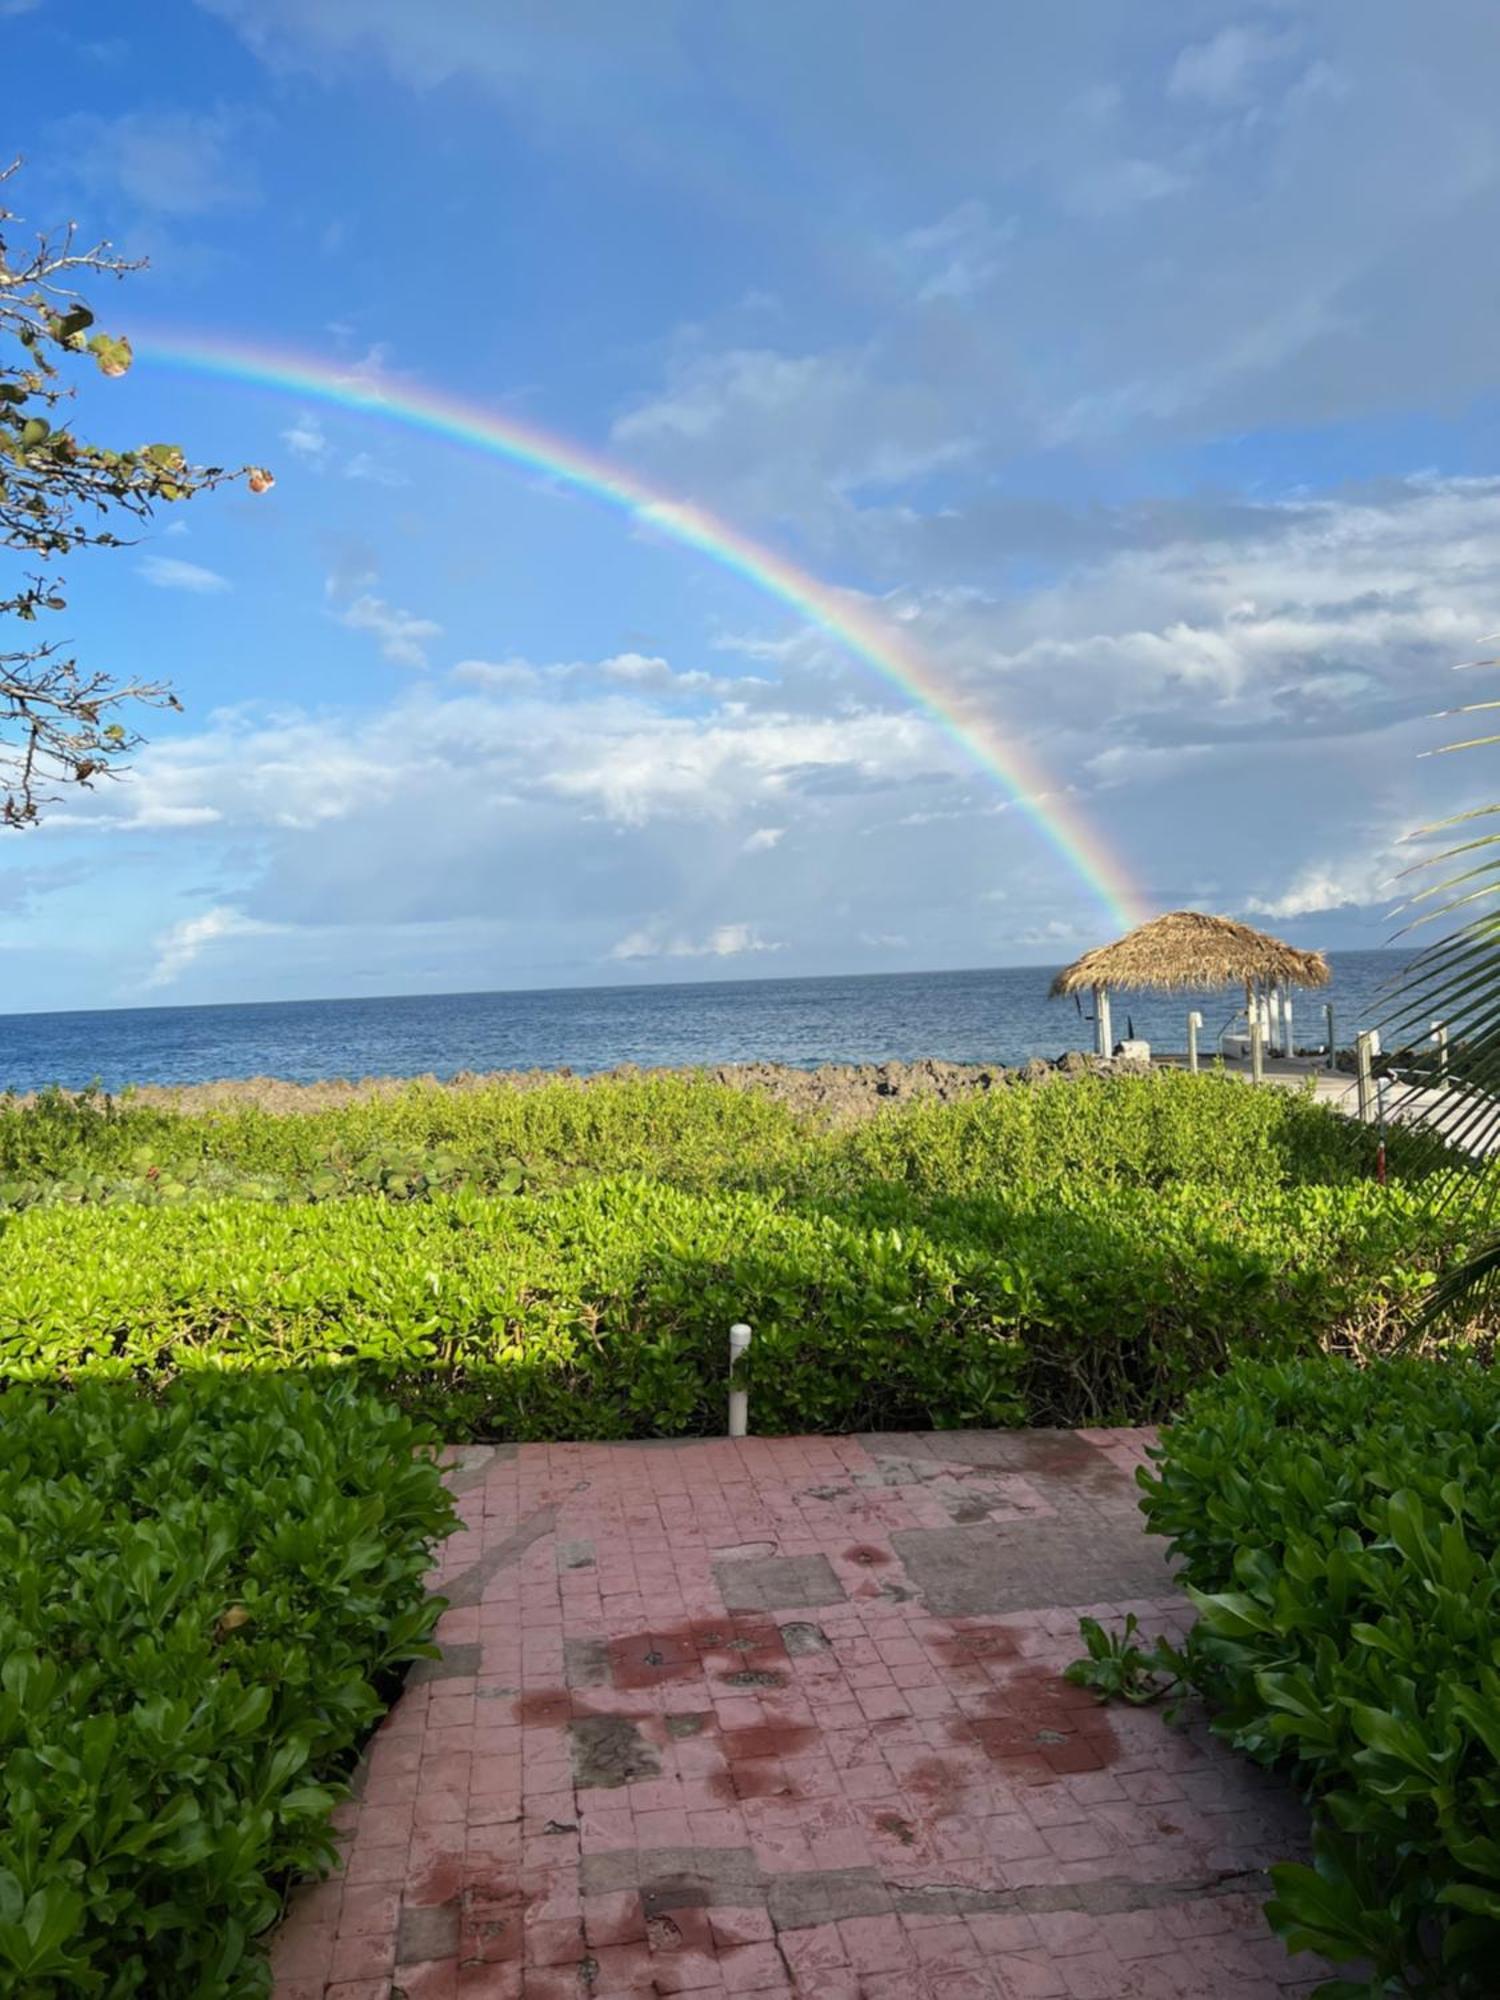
{"left": 1187, "top": 1010, "right": 1203, "bottom": 1074}
{"left": 1355, "top": 1030, "right": 1380, "bottom": 1124}
{"left": 1325, "top": 1003, "right": 1336, "bottom": 1071}
{"left": 728, "top": 1322, "right": 752, "bottom": 1438}
{"left": 1432, "top": 1020, "right": 1449, "bottom": 1088}
{"left": 1096, "top": 987, "right": 1113, "bottom": 1059}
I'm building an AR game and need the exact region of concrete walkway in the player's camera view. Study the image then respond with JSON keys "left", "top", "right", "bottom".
{"left": 271, "top": 1431, "right": 1333, "bottom": 1999}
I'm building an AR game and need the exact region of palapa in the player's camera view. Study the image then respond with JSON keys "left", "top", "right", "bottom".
{"left": 1051, "top": 911, "right": 1330, "bottom": 998}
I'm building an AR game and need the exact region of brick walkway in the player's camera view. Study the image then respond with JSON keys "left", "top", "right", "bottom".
{"left": 271, "top": 1428, "right": 1332, "bottom": 1999}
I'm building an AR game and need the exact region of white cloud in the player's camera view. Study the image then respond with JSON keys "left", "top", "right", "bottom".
{"left": 895, "top": 200, "right": 1014, "bottom": 303}
{"left": 609, "top": 919, "right": 782, "bottom": 962}
{"left": 1062, "top": 156, "right": 1189, "bottom": 219}
{"left": 451, "top": 658, "right": 541, "bottom": 691}
{"left": 543, "top": 708, "right": 945, "bottom": 825}
{"left": 281, "top": 416, "right": 406, "bottom": 486}
{"left": 614, "top": 345, "right": 971, "bottom": 518}
{"left": 57, "top": 106, "right": 258, "bottom": 216}
{"left": 146, "top": 906, "right": 280, "bottom": 989}
{"left": 138, "top": 555, "right": 231, "bottom": 594}
{"left": 343, "top": 450, "right": 408, "bottom": 487}
{"left": 1168, "top": 25, "right": 1294, "bottom": 106}
{"left": 599, "top": 652, "right": 713, "bottom": 693}
{"left": 338, "top": 593, "right": 442, "bottom": 669}
{"left": 281, "top": 414, "right": 328, "bottom": 462}
{"left": 742, "top": 826, "right": 784, "bottom": 853}
{"left": 1247, "top": 854, "right": 1402, "bottom": 920}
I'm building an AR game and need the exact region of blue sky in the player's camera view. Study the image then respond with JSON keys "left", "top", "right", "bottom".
{"left": 5, "top": 0, "right": 1500, "bottom": 1007}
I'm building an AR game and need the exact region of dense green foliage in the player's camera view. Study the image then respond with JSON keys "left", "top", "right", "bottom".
{"left": 0, "top": 1141, "right": 1466, "bottom": 1433}
{"left": 0, "top": 1378, "right": 453, "bottom": 1997}
{"left": 0, "top": 1073, "right": 1471, "bottom": 1434}
{"left": 0, "top": 1068, "right": 1416, "bottom": 1211}
{"left": 1136, "top": 1357, "right": 1500, "bottom": 1997}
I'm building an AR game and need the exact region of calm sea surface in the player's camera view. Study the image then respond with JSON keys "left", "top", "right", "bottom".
{"left": 0, "top": 953, "right": 1411, "bottom": 1096}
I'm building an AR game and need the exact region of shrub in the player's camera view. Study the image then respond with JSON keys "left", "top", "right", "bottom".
{"left": 0, "top": 1076, "right": 812, "bottom": 1208}
{"left": 803, "top": 1072, "right": 1425, "bottom": 1199}
{"left": 1137, "top": 1355, "right": 1500, "bottom": 1996}
{"left": 0, "top": 1180, "right": 1027, "bottom": 1436}
{"left": 0, "top": 1176, "right": 1462, "bottom": 1434}
{"left": 0, "top": 1378, "right": 454, "bottom": 1996}
{"left": 0, "top": 1070, "right": 1446, "bottom": 1214}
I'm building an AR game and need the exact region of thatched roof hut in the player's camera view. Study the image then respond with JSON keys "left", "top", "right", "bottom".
{"left": 1052, "top": 911, "right": 1330, "bottom": 1062}
{"left": 1051, "top": 911, "right": 1330, "bottom": 998}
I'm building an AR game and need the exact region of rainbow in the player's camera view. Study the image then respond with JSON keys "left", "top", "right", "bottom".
{"left": 136, "top": 331, "right": 1148, "bottom": 929}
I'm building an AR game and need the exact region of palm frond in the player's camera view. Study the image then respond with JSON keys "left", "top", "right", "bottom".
{"left": 1380, "top": 686, "right": 1500, "bottom": 1329}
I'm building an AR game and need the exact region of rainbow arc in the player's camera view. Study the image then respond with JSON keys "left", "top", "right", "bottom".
{"left": 138, "top": 332, "right": 1148, "bottom": 931}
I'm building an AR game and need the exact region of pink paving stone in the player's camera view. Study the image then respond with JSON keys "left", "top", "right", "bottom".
{"left": 265, "top": 1428, "right": 1339, "bottom": 1999}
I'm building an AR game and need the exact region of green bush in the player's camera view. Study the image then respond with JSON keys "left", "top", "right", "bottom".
{"left": 0, "top": 1076, "right": 811, "bottom": 1208}
{"left": 0, "top": 1175, "right": 1461, "bottom": 1434}
{"left": 0, "top": 1070, "right": 1439, "bottom": 1214}
{"left": 0, "top": 1378, "right": 454, "bottom": 1996}
{"left": 1138, "top": 1356, "right": 1500, "bottom": 1996}
{"left": 807, "top": 1072, "right": 1413, "bottom": 1198}
{"left": 0, "top": 1180, "right": 1027, "bottom": 1435}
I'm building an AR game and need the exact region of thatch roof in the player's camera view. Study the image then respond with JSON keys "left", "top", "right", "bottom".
{"left": 1050, "top": 910, "right": 1331, "bottom": 997}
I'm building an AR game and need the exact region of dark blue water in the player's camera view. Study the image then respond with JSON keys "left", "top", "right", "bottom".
{"left": 0, "top": 954, "right": 1409, "bottom": 1095}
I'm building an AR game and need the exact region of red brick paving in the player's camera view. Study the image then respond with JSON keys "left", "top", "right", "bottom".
{"left": 271, "top": 1427, "right": 1331, "bottom": 1998}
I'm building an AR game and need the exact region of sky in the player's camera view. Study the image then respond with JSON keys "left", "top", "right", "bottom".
{"left": 4, "top": 0, "right": 1500, "bottom": 1009}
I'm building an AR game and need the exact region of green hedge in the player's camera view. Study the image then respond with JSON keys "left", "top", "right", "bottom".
{"left": 0, "top": 1176, "right": 1461, "bottom": 1434}
{"left": 1139, "top": 1356, "right": 1500, "bottom": 1996}
{"left": 0, "top": 1379, "right": 454, "bottom": 1996}
{"left": 0, "top": 1070, "right": 1429, "bottom": 1212}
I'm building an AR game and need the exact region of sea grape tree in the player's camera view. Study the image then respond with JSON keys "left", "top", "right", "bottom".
{"left": 0, "top": 161, "right": 270, "bottom": 827}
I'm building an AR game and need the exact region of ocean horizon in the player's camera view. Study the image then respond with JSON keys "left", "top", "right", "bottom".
{"left": 0, "top": 952, "right": 1410, "bottom": 1096}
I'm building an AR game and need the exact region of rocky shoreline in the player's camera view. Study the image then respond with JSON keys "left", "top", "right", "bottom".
{"left": 103, "top": 1051, "right": 1148, "bottom": 1122}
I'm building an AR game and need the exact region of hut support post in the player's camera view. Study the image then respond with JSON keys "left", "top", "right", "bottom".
{"left": 1187, "top": 1010, "right": 1202, "bottom": 1074}
{"left": 1095, "top": 986, "right": 1112, "bottom": 1059}
{"left": 1325, "top": 1003, "right": 1336, "bottom": 1071}
{"left": 1250, "top": 1009, "right": 1265, "bottom": 1085}
{"left": 1282, "top": 988, "right": 1293, "bottom": 1059}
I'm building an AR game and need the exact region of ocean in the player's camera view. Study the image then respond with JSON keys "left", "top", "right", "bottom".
{"left": 0, "top": 952, "right": 1413, "bottom": 1096}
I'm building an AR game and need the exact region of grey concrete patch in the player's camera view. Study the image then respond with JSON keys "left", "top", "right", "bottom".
{"left": 766, "top": 1867, "right": 893, "bottom": 1929}
{"left": 442, "top": 1503, "right": 558, "bottom": 1610}
{"left": 569, "top": 1714, "right": 661, "bottom": 1790}
{"left": 925, "top": 1428, "right": 1101, "bottom": 1472}
{"left": 557, "top": 1539, "right": 596, "bottom": 1571}
{"left": 714, "top": 1553, "right": 848, "bottom": 1611}
{"left": 579, "top": 1850, "right": 641, "bottom": 1897}
{"left": 890, "top": 1870, "right": 1272, "bottom": 1920}
{"left": 779, "top": 1621, "right": 831, "bottom": 1656}
{"left": 849, "top": 1453, "right": 934, "bottom": 1489}
{"left": 640, "top": 1854, "right": 763, "bottom": 1918}
{"left": 891, "top": 1517, "right": 1177, "bottom": 1616}
{"left": 406, "top": 1639, "right": 483, "bottom": 1687}
{"left": 582, "top": 1848, "right": 1271, "bottom": 1933}
{"left": 396, "top": 1899, "right": 460, "bottom": 1962}
{"left": 581, "top": 1846, "right": 760, "bottom": 1900}
{"left": 441, "top": 1442, "right": 516, "bottom": 1497}
{"left": 563, "top": 1638, "right": 610, "bottom": 1689}
{"left": 665, "top": 1712, "right": 710, "bottom": 1739}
